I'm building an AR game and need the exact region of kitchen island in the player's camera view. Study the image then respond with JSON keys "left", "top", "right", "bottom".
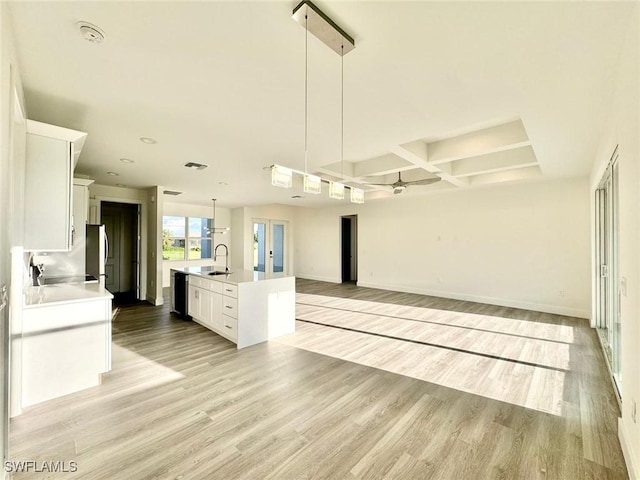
{"left": 171, "top": 267, "right": 295, "bottom": 349}
{"left": 21, "top": 283, "right": 113, "bottom": 408}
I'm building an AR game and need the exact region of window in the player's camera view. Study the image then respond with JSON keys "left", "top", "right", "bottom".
{"left": 162, "top": 216, "right": 212, "bottom": 260}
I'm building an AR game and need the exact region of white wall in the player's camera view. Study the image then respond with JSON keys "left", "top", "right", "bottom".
{"left": 294, "top": 178, "right": 591, "bottom": 318}
{"left": 0, "top": 3, "right": 26, "bottom": 474}
{"left": 590, "top": 8, "right": 640, "bottom": 477}
{"left": 161, "top": 201, "right": 232, "bottom": 287}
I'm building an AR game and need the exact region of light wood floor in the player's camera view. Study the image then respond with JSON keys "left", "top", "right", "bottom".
{"left": 8, "top": 280, "right": 627, "bottom": 479}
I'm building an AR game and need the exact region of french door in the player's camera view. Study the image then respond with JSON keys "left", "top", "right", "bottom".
{"left": 253, "top": 219, "right": 287, "bottom": 274}
{"left": 595, "top": 148, "right": 621, "bottom": 394}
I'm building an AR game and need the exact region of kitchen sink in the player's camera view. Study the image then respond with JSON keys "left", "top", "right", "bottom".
{"left": 208, "top": 271, "right": 231, "bottom": 276}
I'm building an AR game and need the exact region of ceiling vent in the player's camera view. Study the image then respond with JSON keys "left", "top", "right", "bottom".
{"left": 184, "top": 162, "right": 208, "bottom": 170}
{"left": 77, "top": 21, "right": 106, "bottom": 44}
{"left": 163, "top": 190, "right": 182, "bottom": 196}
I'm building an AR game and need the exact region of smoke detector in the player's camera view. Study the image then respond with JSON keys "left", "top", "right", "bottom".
{"left": 77, "top": 21, "right": 106, "bottom": 44}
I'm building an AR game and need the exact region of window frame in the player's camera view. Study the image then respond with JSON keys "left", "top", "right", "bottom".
{"left": 162, "top": 215, "right": 213, "bottom": 261}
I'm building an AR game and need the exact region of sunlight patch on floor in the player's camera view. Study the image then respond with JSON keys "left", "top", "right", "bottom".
{"left": 274, "top": 294, "right": 578, "bottom": 416}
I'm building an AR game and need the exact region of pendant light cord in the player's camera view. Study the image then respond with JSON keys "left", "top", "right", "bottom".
{"left": 341, "top": 44, "right": 344, "bottom": 181}
{"left": 304, "top": 13, "right": 308, "bottom": 174}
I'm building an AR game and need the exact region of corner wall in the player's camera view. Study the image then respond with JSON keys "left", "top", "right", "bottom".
{"left": 590, "top": 7, "right": 640, "bottom": 477}
{"left": 294, "top": 177, "right": 592, "bottom": 318}
{"left": 0, "top": 3, "right": 26, "bottom": 476}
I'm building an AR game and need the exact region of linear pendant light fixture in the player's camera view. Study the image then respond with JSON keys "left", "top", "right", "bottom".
{"left": 271, "top": 1, "right": 363, "bottom": 203}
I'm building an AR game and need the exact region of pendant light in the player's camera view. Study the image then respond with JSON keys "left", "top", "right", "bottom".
{"left": 272, "top": 1, "right": 363, "bottom": 203}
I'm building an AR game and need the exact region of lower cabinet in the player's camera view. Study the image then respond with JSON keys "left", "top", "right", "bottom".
{"left": 188, "top": 276, "right": 223, "bottom": 331}
{"left": 21, "top": 297, "right": 112, "bottom": 408}
{"left": 182, "top": 272, "right": 295, "bottom": 349}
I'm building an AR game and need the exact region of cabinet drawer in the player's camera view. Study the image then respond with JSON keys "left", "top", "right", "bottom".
{"left": 222, "top": 314, "right": 237, "bottom": 340}
{"left": 222, "top": 296, "right": 238, "bottom": 318}
{"left": 221, "top": 283, "right": 238, "bottom": 298}
{"left": 189, "top": 275, "right": 206, "bottom": 288}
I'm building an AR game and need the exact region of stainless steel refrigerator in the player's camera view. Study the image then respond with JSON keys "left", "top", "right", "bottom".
{"left": 86, "top": 224, "right": 108, "bottom": 286}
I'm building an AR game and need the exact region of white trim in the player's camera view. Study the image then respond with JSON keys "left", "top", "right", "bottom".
{"left": 297, "top": 274, "right": 342, "bottom": 284}
{"left": 619, "top": 417, "right": 638, "bottom": 480}
{"left": 356, "top": 281, "right": 591, "bottom": 318}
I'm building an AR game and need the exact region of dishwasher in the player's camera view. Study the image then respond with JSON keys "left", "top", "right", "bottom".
{"left": 171, "top": 271, "right": 190, "bottom": 319}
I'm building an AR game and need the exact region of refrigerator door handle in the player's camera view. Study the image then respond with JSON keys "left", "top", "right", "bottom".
{"left": 104, "top": 233, "right": 109, "bottom": 266}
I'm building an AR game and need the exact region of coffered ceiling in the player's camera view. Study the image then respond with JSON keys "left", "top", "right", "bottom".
{"left": 7, "top": 1, "right": 636, "bottom": 207}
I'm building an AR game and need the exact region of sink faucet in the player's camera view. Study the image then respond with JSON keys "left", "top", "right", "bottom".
{"left": 214, "top": 244, "right": 229, "bottom": 272}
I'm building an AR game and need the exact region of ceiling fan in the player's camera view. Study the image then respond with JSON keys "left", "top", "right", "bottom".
{"left": 365, "top": 172, "right": 441, "bottom": 194}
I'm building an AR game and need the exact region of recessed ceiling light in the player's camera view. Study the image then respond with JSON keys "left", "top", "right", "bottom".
{"left": 107, "top": 171, "right": 119, "bottom": 176}
{"left": 120, "top": 158, "right": 135, "bottom": 164}
{"left": 77, "top": 21, "right": 105, "bottom": 44}
{"left": 116, "top": 184, "right": 127, "bottom": 188}
{"left": 139, "top": 137, "right": 157, "bottom": 144}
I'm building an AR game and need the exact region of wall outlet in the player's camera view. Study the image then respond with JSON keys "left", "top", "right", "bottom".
{"left": 558, "top": 290, "right": 565, "bottom": 297}
{"left": 633, "top": 400, "right": 637, "bottom": 424}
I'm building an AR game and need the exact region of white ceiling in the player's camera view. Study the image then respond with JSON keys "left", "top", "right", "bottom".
{"left": 7, "top": 1, "right": 635, "bottom": 208}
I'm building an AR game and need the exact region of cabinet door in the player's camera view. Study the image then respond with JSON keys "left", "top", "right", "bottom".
{"left": 200, "top": 289, "right": 212, "bottom": 327}
{"left": 24, "top": 134, "right": 72, "bottom": 251}
{"left": 210, "top": 292, "right": 223, "bottom": 330}
{"left": 187, "top": 285, "right": 200, "bottom": 319}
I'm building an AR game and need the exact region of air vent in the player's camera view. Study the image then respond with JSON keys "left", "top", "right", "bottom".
{"left": 163, "top": 190, "right": 183, "bottom": 196}
{"left": 184, "top": 162, "right": 208, "bottom": 170}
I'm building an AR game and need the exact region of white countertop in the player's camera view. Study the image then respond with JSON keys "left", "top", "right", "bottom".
{"left": 24, "top": 283, "right": 114, "bottom": 308}
{"left": 172, "top": 267, "right": 294, "bottom": 285}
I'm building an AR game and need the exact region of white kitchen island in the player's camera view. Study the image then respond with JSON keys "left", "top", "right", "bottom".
{"left": 21, "top": 283, "right": 113, "bottom": 409}
{"left": 172, "top": 267, "right": 295, "bottom": 349}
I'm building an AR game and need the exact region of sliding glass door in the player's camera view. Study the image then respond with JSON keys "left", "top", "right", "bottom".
{"left": 595, "top": 149, "right": 621, "bottom": 394}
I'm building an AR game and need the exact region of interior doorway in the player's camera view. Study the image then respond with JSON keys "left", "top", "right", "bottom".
{"left": 253, "top": 219, "right": 287, "bottom": 274}
{"left": 341, "top": 215, "right": 358, "bottom": 283}
{"left": 101, "top": 201, "right": 140, "bottom": 303}
{"left": 594, "top": 147, "right": 621, "bottom": 395}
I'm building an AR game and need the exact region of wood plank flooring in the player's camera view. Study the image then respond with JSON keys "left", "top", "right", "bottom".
{"left": 8, "top": 279, "right": 627, "bottom": 479}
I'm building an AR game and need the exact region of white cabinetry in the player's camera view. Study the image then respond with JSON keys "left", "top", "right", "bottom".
{"left": 188, "top": 275, "right": 222, "bottom": 329}
{"left": 21, "top": 296, "right": 112, "bottom": 408}
{"left": 24, "top": 120, "right": 87, "bottom": 251}
{"left": 180, "top": 271, "right": 295, "bottom": 349}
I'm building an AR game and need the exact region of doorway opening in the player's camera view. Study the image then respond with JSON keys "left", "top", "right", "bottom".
{"left": 341, "top": 215, "right": 358, "bottom": 283}
{"left": 594, "top": 147, "right": 621, "bottom": 396}
{"left": 101, "top": 201, "right": 141, "bottom": 304}
{"left": 253, "top": 219, "right": 287, "bottom": 274}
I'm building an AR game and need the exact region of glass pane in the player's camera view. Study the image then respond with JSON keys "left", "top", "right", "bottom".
{"left": 163, "top": 216, "right": 185, "bottom": 237}
{"left": 253, "top": 223, "right": 266, "bottom": 272}
{"left": 189, "top": 217, "right": 212, "bottom": 239}
{"left": 272, "top": 224, "right": 284, "bottom": 273}
{"left": 200, "top": 239, "right": 212, "bottom": 259}
{"left": 188, "top": 238, "right": 202, "bottom": 260}
{"left": 162, "top": 238, "right": 185, "bottom": 260}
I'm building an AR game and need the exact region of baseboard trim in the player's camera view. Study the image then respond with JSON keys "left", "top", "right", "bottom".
{"left": 355, "top": 281, "right": 590, "bottom": 319}
{"left": 296, "top": 274, "right": 342, "bottom": 284}
{"left": 145, "top": 295, "right": 163, "bottom": 306}
{"left": 619, "top": 417, "right": 638, "bottom": 480}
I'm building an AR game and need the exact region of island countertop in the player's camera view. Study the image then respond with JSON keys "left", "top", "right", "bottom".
{"left": 24, "top": 283, "right": 114, "bottom": 309}
{"left": 171, "top": 267, "right": 294, "bottom": 285}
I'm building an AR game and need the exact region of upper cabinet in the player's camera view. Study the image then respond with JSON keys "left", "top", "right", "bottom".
{"left": 24, "top": 120, "right": 87, "bottom": 251}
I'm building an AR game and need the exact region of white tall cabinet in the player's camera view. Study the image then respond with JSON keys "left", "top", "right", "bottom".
{"left": 24, "top": 120, "right": 87, "bottom": 251}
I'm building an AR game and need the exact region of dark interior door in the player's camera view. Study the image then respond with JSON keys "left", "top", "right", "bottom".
{"left": 101, "top": 202, "right": 138, "bottom": 300}
{"left": 341, "top": 216, "right": 357, "bottom": 283}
